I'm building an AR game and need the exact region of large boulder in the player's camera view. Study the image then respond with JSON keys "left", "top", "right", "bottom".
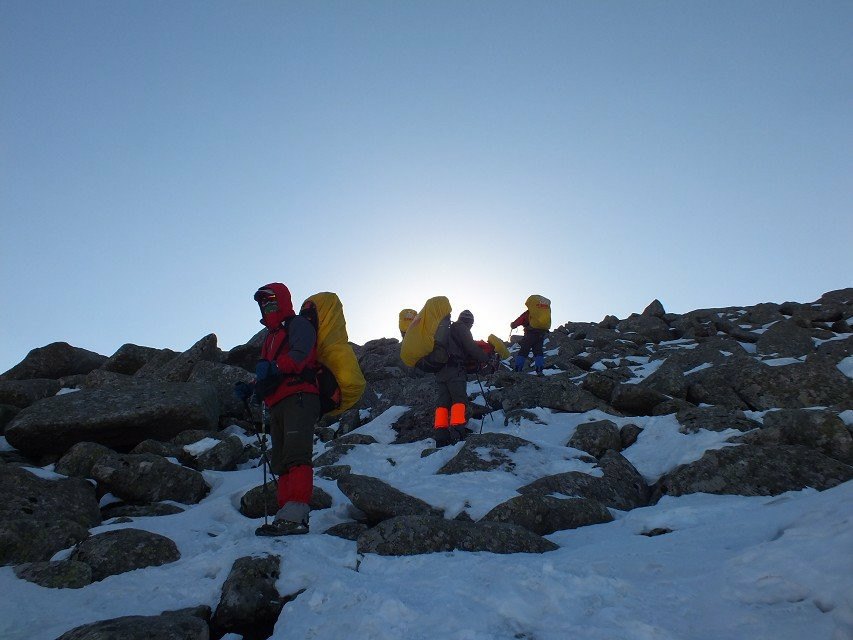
{"left": 755, "top": 319, "right": 817, "bottom": 357}
{"left": 436, "top": 433, "right": 539, "bottom": 475}
{"left": 135, "top": 334, "right": 220, "bottom": 383}
{"left": 91, "top": 453, "right": 210, "bottom": 504}
{"left": 0, "top": 379, "right": 62, "bottom": 409}
{"left": 54, "top": 442, "right": 116, "bottom": 479}
{"left": 187, "top": 360, "right": 254, "bottom": 419}
{"left": 100, "top": 344, "right": 167, "bottom": 376}
{"left": 518, "top": 451, "right": 650, "bottom": 511}
{"left": 240, "top": 483, "right": 333, "bottom": 519}
{"left": 739, "top": 410, "right": 852, "bottom": 465}
{"left": 13, "top": 559, "right": 93, "bottom": 589}
{"left": 0, "top": 342, "right": 106, "bottom": 381}
{"left": 336, "top": 474, "right": 443, "bottom": 525}
{"left": 653, "top": 445, "right": 853, "bottom": 500}
{"left": 4, "top": 380, "right": 220, "bottom": 457}
{"left": 481, "top": 495, "right": 613, "bottom": 535}
{"left": 56, "top": 609, "right": 209, "bottom": 640}
{"left": 69, "top": 528, "right": 180, "bottom": 582}
{"left": 488, "top": 372, "right": 612, "bottom": 414}
{"left": 616, "top": 314, "right": 674, "bottom": 343}
{"left": 357, "top": 515, "right": 558, "bottom": 555}
{"left": 568, "top": 420, "right": 621, "bottom": 458}
{"left": 211, "top": 555, "right": 288, "bottom": 640}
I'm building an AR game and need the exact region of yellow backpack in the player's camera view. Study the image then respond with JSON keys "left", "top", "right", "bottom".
{"left": 525, "top": 295, "right": 552, "bottom": 330}
{"left": 487, "top": 334, "right": 511, "bottom": 360}
{"left": 400, "top": 296, "right": 452, "bottom": 372}
{"left": 300, "top": 292, "right": 366, "bottom": 417}
{"left": 398, "top": 308, "right": 417, "bottom": 336}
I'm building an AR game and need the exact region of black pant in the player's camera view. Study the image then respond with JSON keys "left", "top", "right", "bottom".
{"left": 268, "top": 392, "right": 320, "bottom": 474}
{"left": 518, "top": 330, "right": 545, "bottom": 358}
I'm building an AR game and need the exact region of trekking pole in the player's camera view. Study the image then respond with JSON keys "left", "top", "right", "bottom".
{"left": 243, "top": 398, "right": 277, "bottom": 526}
{"left": 474, "top": 371, "right": 495, "bottom": 434}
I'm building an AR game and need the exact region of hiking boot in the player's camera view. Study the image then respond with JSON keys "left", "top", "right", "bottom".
{"left": 451, "top": 426, "right": 473, "bottom": 442}
{"left": 536, "top": 368, "right": 544, "bottom": 377}
{"left": 434, "top": 429, "right": 452, "bottom": 448}
{"left": 255, "top": 518, "right": 309, "bottom": 537}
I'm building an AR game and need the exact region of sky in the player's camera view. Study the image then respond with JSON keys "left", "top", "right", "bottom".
{"left": 2, "top": 396, "right": 852, "bottom": 639}
{"left": 1, "top": 1, "right": 852, "bottom": 372}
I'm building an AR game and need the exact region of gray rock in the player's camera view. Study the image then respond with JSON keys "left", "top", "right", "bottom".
{"left": 130, "top": 439, "right": 186, "bottom": 460}
{"left": 337, "top": 473, "right": 443, "bottom": 525}
{"left": 135, "top": 334, "right": 220, "bottom": 382}
{"left": 437, "top": 433, "right": 539, "bottom": 474}
{"left": 0, "top": 464, "right": 101, "bottom": 528}
{"left": 4, "top": 380, "right": 220, "bottom": 457}
{"left": 239, "top": 482, "right": 333, "bottom": 519}
{"left": 616, "top": 315, "right": 673, "bottom": 343}
{"left": 190, "top": 435, "right": 244, "bottom": 472}
{"left": 316, "top": 464, "right": 352, "bottom": 481}
{"left": 0, "top": 403, "right": 20, "bottom": 434}
{"left": 222, "top": 329, "right": 266, "bottom": 372}
{"left": 0, "top": 379, "right": 62, "bottom": 409}
{"left": 642, "top": 300, "right": 666, "bottom": 318}
{"left": 654, "top": 445, "right": 853, "bottom": 500}
{"left": 324, "top": 522, "right": 368, "bottom": 540}
{"left": 357, "top": 515, "right": 559, "bottom": 555}
{"left": 518, "top": 451, "right": 650, "bottom": 511}
{"left": 742, "top": 410, "right": 852, "bottom": 464}
{"left": 56, "top": 610, "right": 208, "bottom": 640}
{"left": 489, "top": 372, "right": 612, "bottom": 414}
{"left": 91, "top": 453, "right": 210, "bottom": 504}
{"left": 188, "top": 360, "right": 254, "bottom": 419}
{"left": 675, "top": 407, "right": 761, "bottom": 434}
{"left": 610, "top": 384, "right": 668, "bottom": 416}
{"left": 211, "top": 555, "right": 287, "bottom": 640}
{"left": 568, "top": 420, "right": 621, "bottom": 458}
{"left": 756, "top": 319, "right": 817, "bottom": 357}
{"left": 70, "top": 528, "right": 180, "bottom": 582}
{"left": 55, "top": 442, "right": 115, "bottom": 479}
{"left": 481, "top": 495, "right": 613, "bottom": 535}
{"left": 581, "top": 368, "right": 634, "bottom": 402}
{"left": 312, "top": 443, "right": 356, "bottom": 467}
{"left": 0, "top": 518, "right": 90, "bottom": 566}
{"left": 101, "top": 503, "right": 185, "bottom": 519}
{"left": 13, "top": 560, "right": 93, "bottom": 589}
{"left": 0, "top": 342, "right": 106, "bottom": 381}
{"left": 100, "top": 344, "right": 166, "bottom": 376}
{"left": 620, "top": 423, "right": 643, "bottom": 448}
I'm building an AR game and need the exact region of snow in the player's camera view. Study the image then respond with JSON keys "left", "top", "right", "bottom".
{"left": 683, "top": 362, "right": 713, "bottom": 375}
{"left": 56, "top": 388, "right": 80, "bottom": 395}
{"left": 839, "top": 410, "right": 853, "bottom": 426}
{"left": 182, "top": 437, "right": 220, "bottom": 456}
{"left": 762, "top": 357, "right": 806, "bottom": 367}
{"left": 623, "top": 358, "right": 665, "bottom": 383}
{"left": 837, "top": 356, "right": 853, "bottom": 379}
{"left": 0, "top": 436, "right": 14, "bottom": 452}
{"left": 1, "top": 406, "right": 851, "bottom": 640}
{"left": 738, "top": 342, "right": 758, "bottom": 354}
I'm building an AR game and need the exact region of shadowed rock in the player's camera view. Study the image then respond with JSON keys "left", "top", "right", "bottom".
{"left": 4, "top": 380, "right": 220, "bottom": 457}
{"left": 91, "top": 453, "right": 210, "bottom": 504}
{"left": 69, "top": 528, "right": 180, "bottom": 582}
{"left": 437, "top": 433, "right": 539, "bottom": 475}
{"left": 56, "top": 609, "right": 209, "bottom": 640}
{"left": 357, "top": 515, "right": 558, "bottom": 555}
{"left": 0, "top": 342, "right": 106, "bottom": 381}
{"left": 55, "top": 442, "right": 115, "bottom": 478}
{"left": 568, "top": 420, "right": 621, "bottom": 458}
{"left": 14, "top": 560, "right": 93, "bottom": 589}
{"left": 481, "top": 495, "right": 613, "bottom": 535}
{"left": 239, "top": 483, "right": 333, "bottom": 519}
{"left": 653, "top": 445, "right": 853, "bottom": 500}
{"left": 211, "top": 555, "right": 292, "bottom": 640}
{"left": 337, "top": 473, "right": 443, "bottom": 525}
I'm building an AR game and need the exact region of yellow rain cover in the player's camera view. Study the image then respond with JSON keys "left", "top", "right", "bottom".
{"left": 525, "top": 295, "right": 552, "bottom": 330}
{"left": 487, "top": 334, "right": 511, "bottom": 360}
{"left": 400, "top": 296, "right": 452, "bottom": 367}
{"left": 305, "top": 292, "right": 366, "bottom": 416}
{"left": 398, "top": 308, "right": 417, "bottom": 336}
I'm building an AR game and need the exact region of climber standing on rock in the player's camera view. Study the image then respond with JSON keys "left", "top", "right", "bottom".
{"left": 511, "top": 295, "right": 552, "bottom": 376}
{"left": 433, "top": 310, "right": 489, "bottom": 447}
{"left": 236, "top": 283, "right": 320, "bottom": 536}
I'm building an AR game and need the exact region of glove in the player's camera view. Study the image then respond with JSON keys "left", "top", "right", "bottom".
{"left": 234, "top": 381, "right": 254, "bottom": 402}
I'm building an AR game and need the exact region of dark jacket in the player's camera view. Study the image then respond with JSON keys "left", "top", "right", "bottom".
{"left": 447, "top": 321, "right": 489, "bottom": 365}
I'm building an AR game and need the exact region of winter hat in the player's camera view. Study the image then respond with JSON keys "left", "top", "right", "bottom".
{"left": 458, "top": 310, "right": 474, "bottom": 327}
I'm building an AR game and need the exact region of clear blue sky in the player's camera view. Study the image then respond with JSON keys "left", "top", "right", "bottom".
{"left": 1, "top": 1, "right": 851, "bottom": 372}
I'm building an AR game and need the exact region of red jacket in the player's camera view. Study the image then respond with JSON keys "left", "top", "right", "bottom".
{"left": 257, "top": 282, "right": 319, "bottom": 407}
{"left": 510, "top": 311, "right": 529, "bottom": 330}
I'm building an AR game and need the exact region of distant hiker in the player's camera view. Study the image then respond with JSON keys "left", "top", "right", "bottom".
{"left": 238, "top": 283, "right": 320, "bottom": 536}
{"left": 510, "top": 295, "right": 552, "bottom": 376}
{"left": 433, "top": 309, "right": 489, "bottom": 447}
{"left": 399, "top": 308, "right": 417, "bottom": 338}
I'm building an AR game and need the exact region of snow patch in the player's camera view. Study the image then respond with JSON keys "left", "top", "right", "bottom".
{"left": 837, "top": 356, "right": 853, "bottom": 380}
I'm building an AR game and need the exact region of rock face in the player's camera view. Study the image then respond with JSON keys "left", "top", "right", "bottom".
{"left": 481, "top": 495, "right": 613, "bottom": 535}
{"left": 211, "top": 555, "right": 288, "bottom": 640}
{"left": 56, "top": 609, "right": 210, "bottom": 640}
{"left": 4, "top": 380, "right": 220, "bottom": 456}
{"left": 336, "top": 474, "right": 443, "bottom": 525}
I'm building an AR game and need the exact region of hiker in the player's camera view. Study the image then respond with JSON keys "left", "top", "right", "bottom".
{"left": 510, "top": 296, "right": 551, "bottom": 375}
{"left": 236, "top": 283, "right": 320, "bottom": 536}
{"left": 433, "top": 309, "right": 489, "bottom": 447}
